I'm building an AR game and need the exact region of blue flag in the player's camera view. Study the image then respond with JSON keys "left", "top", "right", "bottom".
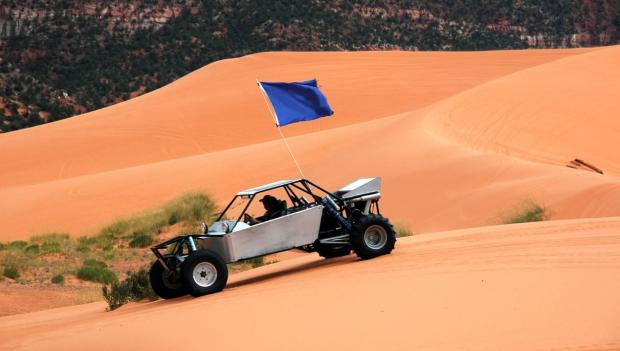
{"left": 259, "top": 79, "right": 334, "bottom": 127}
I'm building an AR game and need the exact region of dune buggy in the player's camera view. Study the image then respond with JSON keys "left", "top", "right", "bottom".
{"left": 149, "top": 177, "right": 396, "bottom": 298}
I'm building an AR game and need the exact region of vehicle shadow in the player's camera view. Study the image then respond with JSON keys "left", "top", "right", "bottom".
{"left": 227, "top": 255, "right": 358, "bottom": 289}
{"left": 122, "top": 255, "right": 359, "bottom": 312}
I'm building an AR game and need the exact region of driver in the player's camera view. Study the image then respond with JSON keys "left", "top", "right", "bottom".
{"left": 245, "top": 195, "right": 286, "bottom": 224}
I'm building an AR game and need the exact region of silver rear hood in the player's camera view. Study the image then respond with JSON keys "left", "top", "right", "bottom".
{"left": 335, "top": 177, "right": 381, "bottom": 199}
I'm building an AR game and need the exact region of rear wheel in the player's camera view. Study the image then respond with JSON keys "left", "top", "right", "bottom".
{"left": 181, "top": 250, "right": 228, "bottom": 297}
{"left": 149, "top": 260, "right": 187, "bottom": 299}
{"left": 351, "top": 215, "right": 396, "bottom": 259}
{"left": 317, "top": 244, "right": 351, "bottom": 259}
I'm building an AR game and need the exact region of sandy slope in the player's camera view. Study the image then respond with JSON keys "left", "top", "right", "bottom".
{"left": 2, "top": 47, "right": 614, "bottom": 240}
{"left": 0, "top": 49, "right": 587, "bottom": 189}
{"left": 1, "top": 218, "right": 619, "bottom": 351}
{"left": 4, "top": 106, "right": 620, "bottom": 241}
{"left": 424, "top": 45, "right": 620, "bottom": 176}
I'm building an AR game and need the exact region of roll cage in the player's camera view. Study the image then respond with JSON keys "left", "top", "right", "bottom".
{"left": 215, "top": 179, "right": 338, "bottom": 233}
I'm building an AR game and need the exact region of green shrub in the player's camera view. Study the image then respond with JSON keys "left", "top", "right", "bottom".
{"left": 77, "top": 259, "right": 116, "bottom": 283}
{"left": 504, "top": 202, "right": 547, "bottom": 224}
{"left": 83, "top": 258, "right": 107, "bottom": 268}
{"left": 3, "top": 266, "right": 19, "bottom": 280}
{"left": 93, "top": 192, "right": 214, "bottom": 249}
{"left": 102, "top": 267, "right": 157, "bottom": 311}
{"left": 41, "top": 242, "right": 61, "bottom": 253}
{"left": 78, "top": 236, "right": 97, "bottom": 245}
{"left": 30, "top": 233, "right": 70, "bottom": 253}
{"left": 75, "top": 236, "right": 95, "bottom": 252}
{"left": 1, "top": 251, "right": 31, "bottom": 272}
{"left": 76, "top": 243, "right": 90, "bottom": 253}
{"left": 163, "top": 193, "right": 215, "bottom": 223}
{"left": 77, "top": 266, "right": 117, "bottom": 284}
{"left": 247, "top": 256, "right": 264, "bottom": 268}
{"left": 30, "top": 232, "right": 70, "bottom": 244}
{"left": 167, "top": 212, "right": 179, "bottom": 225}
{"left": 7, "top": 241, "right": 27, "bottom": 251}
{"left": 0, "top": 242, "right": 5, "bottom": 251}
{"left": 396, "top": 225, "right": 413, "bottom": 238}
{"left": 51, "top": 274, "right": 65, "bottom": 284}
{"left": 98, "top": 220, "right": 131, "bottom": 239}
{"left": 128, "top": 232, "right": 154, "bottom": 248}
{"left": 24, "top": 244, "right": 40, "bottom": 254}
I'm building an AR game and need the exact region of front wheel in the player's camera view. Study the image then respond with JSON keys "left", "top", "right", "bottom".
{"left": 181, "top": 250, "right": 228, "bottom": 297}
{"left": 351, "top": 215, "right": 396, "bottom": 260}
{"left": 149, "top": 260, "right": 187, "bottom": 299}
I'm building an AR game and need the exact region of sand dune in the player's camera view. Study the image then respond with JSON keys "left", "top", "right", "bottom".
{"left": 0, "top": 49, "right": 588, "bottom": 189}
{"left": 4, "top": 105, "right": 620, "bottom": 240}
{"left": 1, "top": 217, "right": 619, "bottom": 350}
{"left": 1, "top": 47, "right": 613, "bottom": 240}
{"left": 424, "top": 45, "right": 620, "bottom": 175}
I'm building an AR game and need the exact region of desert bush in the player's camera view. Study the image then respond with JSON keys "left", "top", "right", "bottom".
{"left": 396, "top": 225, "right": 413, "bottom": 238}
{"left": 245, "top": 256, "right": 264, "bottom": 268}
{"left": 0, "top": 192, "right": 215, "bottom": 285}
{"left": 95, "top": 220, "right": 129, "bottom": 248}
{"left": 7, "top": 241, "right": 27, "bottom": 251}
{"left": 76, "top": 243, "right": 90, "bottom": 253}
{"left": 504, "top": 201, "right": 547, "bottom": 224}
{"left": 78, "top": 236, "right": 97, "bottom": 245}
{"left": 102, "top": 267, "right": 157, "bottom": 311}
{"left": 51, "top": 274, "right": 65, "bottom": 284}
{"left": 75, "top": 236, "right": 95, "bottom": 252}
{"left": 1, "top": 251, "right": 32, "bottom": 272}
{"left": 77, "top": 259, "right": 117, "bottom": 284}
{"left": 41, "top": 242, "right": 61, "bottom": 253}
{"left": 31, "top": 233, "right": 71, "bottom": 253}
{"left": 128, "top": 232, "right": 154, "bottom": 248}
{"left": 94, "top": 193, "right": 214, "bottom": 247}
{"left": 24, "top": 244, "right": 40, "bottom": 254}
{"left": 3, "top": 266, "right": 19, "bottom": 280}
{"left": 163, "top": 193, "right": 215, "bottom": 224}
{"left": 82, "top": 258, "right": 107, "bottom": 268}
{"left": 30, "top": 232, "right": 70, "bottom": 244}
{"left": 77, "top": 266, "right": 117, "bottom": 284}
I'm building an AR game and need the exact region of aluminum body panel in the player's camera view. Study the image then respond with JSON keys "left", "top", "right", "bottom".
{"left": 195, "top": 236, "right": 234, "bottom": 263}
{"left": 336, "top": 177, "right": 381, "bottom": 199}
{"left": 226, "top": 205, "right": 324, "bottom": 261}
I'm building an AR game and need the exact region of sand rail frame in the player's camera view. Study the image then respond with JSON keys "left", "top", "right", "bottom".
{"left": 149, "top": 177, "right": 396, "bottom": 298}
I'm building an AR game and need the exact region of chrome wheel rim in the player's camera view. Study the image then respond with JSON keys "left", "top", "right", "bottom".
{"left": 192, "top": 262, "right": 218, "bottom": 288}
{"left": 364, "top": 225, "right": 388, "bottom": 250}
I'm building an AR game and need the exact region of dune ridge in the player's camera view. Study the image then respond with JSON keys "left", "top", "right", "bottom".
{"left": 424, "top": 45, "right": 620, "bottom": 176}
{"left": 0, "top": 49, "right": 589, "bottom": 189}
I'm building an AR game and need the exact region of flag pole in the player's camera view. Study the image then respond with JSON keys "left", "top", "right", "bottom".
{"left": 256, "top": 80, "right": 306, "bottom": 179}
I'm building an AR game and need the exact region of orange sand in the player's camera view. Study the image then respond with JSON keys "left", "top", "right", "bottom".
{"left": 1, "top": 218, "right": 619, "bottom": 350}
{"left": 424, "top": 46, "right": 620, "bottom": 176}
{"left": 0, "top": 46, "right": 619, "bottom": 350}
